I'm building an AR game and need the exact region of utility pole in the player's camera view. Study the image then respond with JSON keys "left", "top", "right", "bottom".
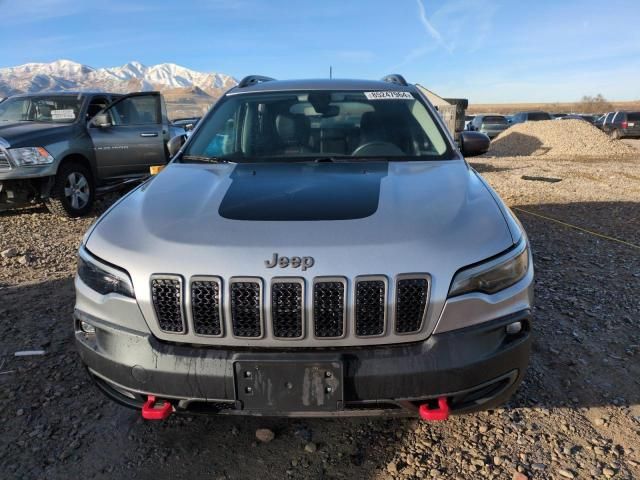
{"left": 329, "top": 66, "right": 333, "bottom": 79}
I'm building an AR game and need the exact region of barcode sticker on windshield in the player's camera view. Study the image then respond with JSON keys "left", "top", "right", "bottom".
{"left": 364, "top": 91, "right": 414, "bottom": 100}
{"left": 51, "top": 109, "right": 76, "bottom": 120}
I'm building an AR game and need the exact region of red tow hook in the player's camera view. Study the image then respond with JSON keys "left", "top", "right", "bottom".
{"left": 419, "top": 397, "right": 450, "bottom": 421}
{"left": 142, "top": 395, "right": 173, "bottom": 420}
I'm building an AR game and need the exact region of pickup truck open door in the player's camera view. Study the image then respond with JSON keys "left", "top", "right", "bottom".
{"left": 88, "top": 92, "right": 168, "bottom": 179}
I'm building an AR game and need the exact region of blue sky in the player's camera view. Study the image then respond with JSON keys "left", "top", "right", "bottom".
{"left": 0, "top": 0, "right": 638, "bottom": 103}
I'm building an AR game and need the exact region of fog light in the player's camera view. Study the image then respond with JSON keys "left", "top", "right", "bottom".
{"left": 80, "top": 321, "right": 96, "bottom": 334}
{"left": 505, "top": 321, "right": 522, "bottom": 335}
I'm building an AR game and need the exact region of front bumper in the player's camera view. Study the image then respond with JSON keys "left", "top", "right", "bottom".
{"left": 75, "top": 309, "right": 531, "bottom": 417}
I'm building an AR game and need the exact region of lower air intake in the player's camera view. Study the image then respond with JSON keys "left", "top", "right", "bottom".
{"left": 230, "top": 281, "right": 262, "bottom": 337}
{"left": 151, "top": 278, "right": 185, "bottom": 333}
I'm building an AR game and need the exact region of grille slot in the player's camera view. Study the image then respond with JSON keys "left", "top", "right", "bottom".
{"left": 395, "top": 277, "right": 429, "bottom": 333}
{"left": 355, "top": 278, "right": 386, "bottom": 336}
{"left": 313, "top": 280, "right": 345, "bottom": 338}
{"left": 230, "top": 280, "right": 262, "bottom": 337}
{"left": 271, "top": 280, "right": 303, "bottom": 338}
{"left": 0, "top": 153, "right": 10, "bottom": 170}
{"left": 151, "top": 277, "right": 185, "bottom": 333}
{"left": 191, "top": 279, "right": 222, "bottom": 336}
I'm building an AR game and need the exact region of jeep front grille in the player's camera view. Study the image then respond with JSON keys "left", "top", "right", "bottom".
{"left": 313, "top": 279, "right": 346, "bottom": 338}
{"left": 191, "top": 278, "right": 222, "bottom": 336}
{"left": 151, "top": 277, "right": 185, "bottom": 333}
{"left": 271, "top": 280, "right": 303, "bottom": 338}
{"left": 355, "top": 278, "right": 386, "bottom": 336}
{"left": 395, "top": 277, "right": 430, "bottom": 334}
{"left": 230, "top": 280, "right": 262, "bottom": 337}
{"left": 148, "top": 274, "right": 430, "bottom": 345}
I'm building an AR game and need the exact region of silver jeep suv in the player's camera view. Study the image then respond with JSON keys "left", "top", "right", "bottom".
{"left": 74, "top": 75, "right": 533, "bottom": 420}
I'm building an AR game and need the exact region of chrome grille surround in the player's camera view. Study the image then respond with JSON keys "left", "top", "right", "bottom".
{"left": 148, "top": 273, "right": 431, "bottom": 346}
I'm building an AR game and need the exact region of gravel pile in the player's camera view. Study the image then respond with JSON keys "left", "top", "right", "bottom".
{"left": 488, "top": 120, "right": 636, "bottom": 157}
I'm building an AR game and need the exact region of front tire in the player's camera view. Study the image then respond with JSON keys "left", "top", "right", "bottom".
{"left": 45, "top": 162, "right": 95, "bottom": 217}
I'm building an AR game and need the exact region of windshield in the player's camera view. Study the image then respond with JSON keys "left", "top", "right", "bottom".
{"left": 482, "top": 116, "right": 507, "bottom": 125}
{"left": 182, "top": 90, "right": 451, "bottom": 162}
{"left": 528, "top": 112, "right": 551, "bottom": 121}
{"left": 0, "top": 95, "right": 83, "bottom": 123}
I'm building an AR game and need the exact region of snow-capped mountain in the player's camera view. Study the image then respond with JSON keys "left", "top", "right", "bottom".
{"left": 0, "top": 60, "right": 237, "bottom": 97}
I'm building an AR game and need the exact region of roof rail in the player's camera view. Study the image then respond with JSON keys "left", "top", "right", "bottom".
{"left": 381, "top": 74, "right": 408, "bottom": 87}
{"left": 237, "top": 75, "right": 276, "bottom": 88}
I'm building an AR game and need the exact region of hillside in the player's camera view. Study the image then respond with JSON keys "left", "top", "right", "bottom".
{"left": 0, "top": 59, "right": 237, "bottom": 119}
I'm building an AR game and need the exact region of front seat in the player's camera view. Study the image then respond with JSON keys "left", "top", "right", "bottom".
{"left": 275, "top": 113, "right": 312, "bottom": 154}
{"left": 358, "top": 111, "right": 387, "bottom": 145}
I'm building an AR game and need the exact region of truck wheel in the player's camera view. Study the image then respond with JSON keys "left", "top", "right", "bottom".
{"left": 45, "top": 162, "right": 95, "bottom": 217}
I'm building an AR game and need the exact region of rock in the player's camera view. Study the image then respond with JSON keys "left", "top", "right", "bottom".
{"left": 557, "top": 469, "right": 575, "bottom": 479}
{"left": 478, "top": 425, "right": 489, "bottom": 433}
{"left": 255, "top": 428, "right": 275, "bottom": 443}
{"left": 387, "top": 462, "right": 398, "bottom": 474}
{"left": 1, "top": 247, "right": 18, "bottom": 258}
{"left": 304, "top": 442, "right": 317, "bottom": 453}
{"left": 594, "top": 418, "right": 605, "bottom": 426}
{"left": 17, "top": 254, "right": 33, "bottom": 265}
{"left": 16, "top": 409, "right": 24, "bottom": 416}
{"left": 602, "top": 467, "right": 615, "bottom": 478}
{"left": 512, "top": 473, "right": 528, "bottom": 480}
{"left": 494, "top": 456, "right": 504, "bottom": 466}
{"left": 531, "top": 463, "right": 546, "bottom": 470}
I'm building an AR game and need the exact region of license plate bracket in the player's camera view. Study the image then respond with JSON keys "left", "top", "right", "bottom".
{"left": 235, "top": 360, "right": 343, "bottom": 412}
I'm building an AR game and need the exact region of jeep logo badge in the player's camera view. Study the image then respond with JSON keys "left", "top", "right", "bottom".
{"left": 265, "top": 253, "right": 315, "bottom": 271}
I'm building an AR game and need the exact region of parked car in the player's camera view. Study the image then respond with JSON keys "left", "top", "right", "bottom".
{"left": 557, "top": 114, "right": 589, "bottom": 122}
{"left": 600, "top": 111, "right": 640, "bottom": 139}
{"left": 553, "top": 113, "right": 568, "bottom": 119}
{"left": 468, "top": 114, "right": 510, "bottom": 138}
{"left": 593, "top": 113, "right": 610, "bottom": 130}
{"left": 172, "top": 116, "right": 201, "bottom": 132}
{"left": 0, "top": 91, "right": 173, "bottom": 217}
{"left": 464, "top": 115, "right": 475, "bottom": 130}
{"left": 510, "top": 111, "right": 553, "bottom": 124}
{"left": 74, "top": 74, "right": 533, "bottom": 421}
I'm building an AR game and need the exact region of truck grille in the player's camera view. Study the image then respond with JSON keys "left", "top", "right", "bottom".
{"left": 0, "top": 152, "right": 10, "bottom": 170}
{"left": 191, "top": 278, "right": 222, "bottom": 336}
{"left": 148, "top": 274, "right": 430, "bottom": 345}
{"left": 230, "top": 280, "right": 262, "bottom": 337}
{"left": 395, "top": 277, "right": 430, "bottom": 333}
{"left": 271, "top": 280, "right": 304, "bottom": 338}
{"left": 355, "top": 278, "right": 386, "bottom": 336}
{"left": 313, "top": 280, "right": 346, "bottom": 338}
{"left": 151, "top": 277, "right": 185, "bottom": 333}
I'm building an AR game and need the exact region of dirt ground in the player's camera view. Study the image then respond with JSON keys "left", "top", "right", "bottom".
{"left": 1, "top": 152, "right": 639, "bottom": 479}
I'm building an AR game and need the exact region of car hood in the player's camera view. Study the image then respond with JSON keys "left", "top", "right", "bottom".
{"left": 87, "top": 159, "right": 514, "bottom": 281}
{"left": 0, "top": 122, "right": 77, "bottom": 147}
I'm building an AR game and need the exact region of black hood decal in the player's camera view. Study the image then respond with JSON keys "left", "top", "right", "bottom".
{"left": 219, "top": 162, "right": 388, "bottom": 221}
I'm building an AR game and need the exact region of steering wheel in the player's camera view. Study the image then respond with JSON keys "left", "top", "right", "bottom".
{"left": 351, "top": 141, "right": 405, "bottom": 157}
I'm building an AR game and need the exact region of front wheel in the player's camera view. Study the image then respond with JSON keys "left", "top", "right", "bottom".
{"left": 45, "top": 162, "right": 95, "bottom": 217}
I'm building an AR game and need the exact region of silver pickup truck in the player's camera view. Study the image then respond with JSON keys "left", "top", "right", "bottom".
{"left": 0, "top": 91, "right": 178, "bottom": 217}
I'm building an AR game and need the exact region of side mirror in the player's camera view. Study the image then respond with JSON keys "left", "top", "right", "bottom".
{"left": 92, "top": 113, "right": 111, "bottom": 128}
{"left": 184, "top": 123, "right": 195, "bottom": 132}
{"left": 459, "top": 131, "right": 490, "bottom": 157}
{"left": 167, "top": 134, "right": 186, "bottom": 158}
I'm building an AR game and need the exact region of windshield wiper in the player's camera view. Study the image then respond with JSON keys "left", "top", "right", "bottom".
{"left": 181, "top": 155, "right": 230, "bottom": 164}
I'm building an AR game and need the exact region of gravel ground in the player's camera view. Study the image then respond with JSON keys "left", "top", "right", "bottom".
{"left": 1, "top": 154, "right": 639, "bottom": 480}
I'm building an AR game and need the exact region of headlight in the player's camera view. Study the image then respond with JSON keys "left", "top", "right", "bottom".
{"left": 77, "top": 247, "right": 135, "bottom": 298}
{"left": 9, "top": 147, "right": 54, "bottom": 166}
{"left": 448, "top": 240, "right": 529, "bottom": 297}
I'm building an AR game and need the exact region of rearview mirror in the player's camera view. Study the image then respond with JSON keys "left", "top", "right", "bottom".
{"left": 459, "top": 131, "right": 490, "bottom": 157}
{"left": 167, "top": 134, "right": 186, "bottom": 158}
{"left": 92, "top": 113, "right": 111, "bottom": 128}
